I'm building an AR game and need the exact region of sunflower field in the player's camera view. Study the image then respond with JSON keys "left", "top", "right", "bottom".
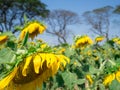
{"left": 1, "top": 20, "right": 120, "bottom": 90}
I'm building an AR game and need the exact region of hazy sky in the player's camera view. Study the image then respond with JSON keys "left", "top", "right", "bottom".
{"left": 40, "top": 0, "right": 120, "bottom": 45}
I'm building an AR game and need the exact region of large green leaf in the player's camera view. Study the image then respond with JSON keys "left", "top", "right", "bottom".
{"left": 109, "top": 80, "right": 120, "bottom": 90}
{"left": 61, "top": 71, "right": 85, "bottom": 89}
{"left": 0, "top": 48, "right": 16, "bottom": 64}
{"left": 0, "top": 48, "right": 16, "bottom": 79}
{"left": 89, "top": 65, "right": 100, "bottom": 74}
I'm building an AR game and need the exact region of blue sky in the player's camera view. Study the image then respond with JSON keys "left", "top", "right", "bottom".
{"left": 40, "top": 0, "right": 120, "bottom": 45}
{"left": 42, "top": 0, "right": 120, "bottom": 15}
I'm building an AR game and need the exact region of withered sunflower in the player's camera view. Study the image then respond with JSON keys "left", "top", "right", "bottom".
{"left": 19, "top": 22, "right": 46, "bottom": 41}
{"left": 0, "top": 52, "right": 70, "bottom": 90}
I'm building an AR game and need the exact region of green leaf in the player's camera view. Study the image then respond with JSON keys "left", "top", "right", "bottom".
{"left": 14, "top": 26, "right": 22, "bottom": 31}
{"left": 24, "top": 13, "right": 28, "bottom": 24}
{"left": 61, "top": 71, "right": 78, "bottom": 89}
{"left": 0, "top": 48, "right": 16, "bottom": 64}
{"left": 109, "top": 80, "right": 120, "bottom": 90}
{"left": 75, "top": 79, "right": 86, "bottom": 85}
{"left": 0, "top": 48, "right": 16, "bottom": 79}
{"left": 6, "top": 41, "right": 17, "bottom": 50}
{"left": 89, "top": 65, "right": 100, "bottom": 74}
{"left": 99, "top": 84, "right": 105, "bottom": 90}
{"left": 22, "top": 31, "right": 29, "bottom": 46}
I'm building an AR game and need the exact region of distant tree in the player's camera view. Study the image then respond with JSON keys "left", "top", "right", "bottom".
{"left": 114, "top": 5, "right": 120, "bottom": 14}
{"left": 0, "top": 0, "right": 49, "bottom": 33}
{"left": 83, "top": 6, "right": 113, "bottom": 40}
{"left": 46, "top": 9, "right": 80, "bottom": 44}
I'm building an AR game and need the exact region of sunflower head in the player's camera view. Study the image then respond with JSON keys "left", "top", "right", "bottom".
{"left": 103, "top": 73, "right": 115, "bottom": 86}
{"left": 19, "top": 21, "right": 46, "bottom": 41}
{"left": 0, "top": 52, "right": 70, "bottom": 89}
{"left": 74, "top": 35, "right": 93, "bottom": 48}
{"left": 95, "top": 36, "right": 105, "bottom": 42}
{"left": 112, "top": 37, "right": 120, "bottom": 44}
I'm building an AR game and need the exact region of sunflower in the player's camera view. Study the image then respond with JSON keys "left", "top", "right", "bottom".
{"left": 0, "top": 35, "right": 8, "bottom": 44}
{"left": 112, "top": 37, "right": 120, "bottom": 45}
{"left": 103, "top": 73, "right": 115, "bottom": 86}
{"left": 95, "top": 36, "right": 105, "bottom": 42}
{"left": 75, "top": 35, "right": 93, "bottom": 48}
{"left": 0, "top": 53, "right": 70, "bottom": 90}
{"left": 19, "top": 22, "right": 46, "bottom": 41}
{"left": 115, "top": 70, "right": 120, "bottom": 82}
{"left": 86, "top": 74, "right": 93, "bottom": 85}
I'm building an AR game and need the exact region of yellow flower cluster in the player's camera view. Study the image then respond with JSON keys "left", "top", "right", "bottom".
{"left": 0, "top": 35, "right": 8, "bottom": 44}
{"left": 103, "top": 70, "right": 120, "bottom": 86}
{"left": 19, "top": 22, "right": 46, "bottom": 41}
{"left": 95, "top": 36, "right": 105, "bottom": 42}
{"left": 75, "top": 35, "right": 93, "bottom": 48}
{"left": 86, "top": 74, "right": 93, "bottom": 85}
{"left": 112, "top": 37, "right": 120, "bottom": 44}
{"left": 0, "top": 53, "right": 70, "bottom": 90}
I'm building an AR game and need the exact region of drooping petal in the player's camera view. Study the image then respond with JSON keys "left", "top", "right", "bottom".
{"left": 61, "top": 55, "right": 70, "bottom": 64}
{"left": 38, "top": 53, "right": 46, "bottom": 69}
{"left": 33, "top": 54, "right": 41, "bottom": 74}
{"left": 49, "top": 54, "right": 57, "bottom": 67}
{"left": 22, "top": 55, "right": 32, "bottom": 76}
{"left": 45, "top": 54, "right": 51, "bottom": 68}
{"left": 56, "top": 55, "right": 67, "bottom": 67}
{"left": 0, "top": 35, "right": 8, "bottom": 44}
{"left": 0, "top": 67, "right": 18, "bottom": 90}
{"left": 38, "top": 25, "right": 46, "bottom": 34}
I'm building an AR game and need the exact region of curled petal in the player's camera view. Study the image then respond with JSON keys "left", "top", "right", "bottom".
{"left": 22, "top": 56, "right": 32, "bottom": 76}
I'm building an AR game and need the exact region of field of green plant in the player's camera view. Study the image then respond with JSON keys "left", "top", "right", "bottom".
{"left": 0, "top": 20, "right": 120, "bottom": 90}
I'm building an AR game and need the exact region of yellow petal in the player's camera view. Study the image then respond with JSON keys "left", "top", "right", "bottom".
{"left": 49, "top": 54, "right": 57, "bottom": 66}
{"left": 0, "top": 35, "right": 8, "bottom": 44}
{"left": 33, "top": 55, "right": 41, "bottom": 74}
{"left": 56, "top": 55, "right": 66, "bottom": 67}
{"left": 38, "top": 25, "right": 46, "bottom": 34}
{"left": 116, "top": 70, "right": 120, "bottom": 82}
{"left": 28, "top": 24, "right": 36, "bottom": 34}
{"left": 45, "top": 54, "right": 51, "bottom": 68}
{"left": 22, "top": 55, "right": 32, "bottom": 76}
{"left": 61, "top": 55, "right": 70, "bottom": 63}
{"left": 0, "top": 67, "right": 18, "bottom": 89}
{"left": 103, "top": 73, "right": 115, "bottom": 86}
{"left": 39, "top": 53, "right": 46, "bottom": 69}
{"left": 0, "top": 35, "right": 8, "bottom": 41}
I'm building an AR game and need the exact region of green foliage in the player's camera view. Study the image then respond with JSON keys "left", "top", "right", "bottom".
{"left": 0, "top": 48, "right": 16, "bottom": 79}
{"left": 1, "top": 20, "right": 120, "bottom": 90}
{"left": 109, "top": 80, "right": 120, "bottom": 90}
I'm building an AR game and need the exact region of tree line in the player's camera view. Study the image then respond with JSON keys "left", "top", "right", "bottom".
{"left": 0, "top": 0, "right": 120, "bottom": 44}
